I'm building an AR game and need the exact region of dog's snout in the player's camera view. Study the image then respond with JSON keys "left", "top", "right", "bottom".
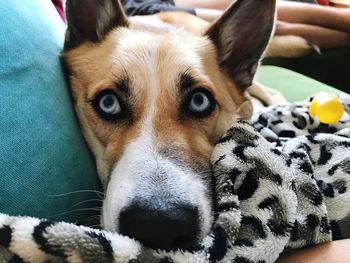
{"left": 119, "top": 203, "right": 199, "bottom": 251}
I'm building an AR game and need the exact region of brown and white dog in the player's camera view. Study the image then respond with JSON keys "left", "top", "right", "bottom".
{"left": 61, "top": 0, "right": 275, "bottom": 251}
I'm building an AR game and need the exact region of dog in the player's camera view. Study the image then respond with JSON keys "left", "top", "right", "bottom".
{"left": 61, "top": 0, "right": 276, "bottom": 251}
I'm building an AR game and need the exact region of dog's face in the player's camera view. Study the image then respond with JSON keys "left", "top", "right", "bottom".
{"left": 62, "top": 0, "right": 275, "bottom": 251}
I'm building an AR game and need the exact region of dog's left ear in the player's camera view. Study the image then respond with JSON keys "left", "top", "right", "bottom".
{"left": 64, "top": 0, "right": 128, "bottom": 50}
{"left": 206, "top": 0, "right": 276, "bottom": 91}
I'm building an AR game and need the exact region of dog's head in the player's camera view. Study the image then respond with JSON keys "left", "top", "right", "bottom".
{"left": 61, "top": 0, "right": 275, "bottom": 251}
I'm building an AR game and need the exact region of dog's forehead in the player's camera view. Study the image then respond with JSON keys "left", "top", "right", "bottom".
{"left": 64, "top": 27, "right": 217, "bottom": 92}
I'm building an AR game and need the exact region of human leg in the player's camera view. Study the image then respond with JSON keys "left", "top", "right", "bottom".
{"left": 276, "top": 20, "right": 350, "bottom": 48}
{"left": 174, "top": 0, "right": 233, "bottom": 10}
{"left": 277, "top": 1, "right": 350, "bottom": 33}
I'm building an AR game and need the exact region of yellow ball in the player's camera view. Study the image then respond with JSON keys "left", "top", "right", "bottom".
{"left": 310, "top": 92, "right": 337, "bottom": 115}
{"left": 309, "top": 99, "right": 318, "bottom": 117}
{"left": 316, "top": 97, "right": 344, "bottom": 124}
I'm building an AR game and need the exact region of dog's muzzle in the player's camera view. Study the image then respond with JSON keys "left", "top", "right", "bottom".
{"left": 119, "top": 200, "right": 199, "bottom": 251}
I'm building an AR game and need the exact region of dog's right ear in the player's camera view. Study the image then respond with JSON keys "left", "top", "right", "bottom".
{"left": 64, "top": 0, "right": 128, "bottom": 50}
{"left": 206, "top": 0, "right": 276, "bottom": 92}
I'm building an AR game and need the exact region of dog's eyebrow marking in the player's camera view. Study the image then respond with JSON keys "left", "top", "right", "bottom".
{"left": 179, "top": 73, "right": 196, "bottom": 92}
{"left": 116, "top": 76, "right": 130, "bottom": 94}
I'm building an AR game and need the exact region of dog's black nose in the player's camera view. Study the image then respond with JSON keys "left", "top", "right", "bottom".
{"left": 119, "top": 203, "right": 199, "bottom": 251}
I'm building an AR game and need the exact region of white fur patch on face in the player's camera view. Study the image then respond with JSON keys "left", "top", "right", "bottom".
{"left": 102, "top": 127, "right": 213, "bottom": 238}
{"left": 102, "top": 110, "right": 213, "bottom": 237}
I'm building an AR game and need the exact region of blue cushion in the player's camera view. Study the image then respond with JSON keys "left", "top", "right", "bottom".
{"left": 0, "top": 0, "right": 101, "bottom": 222}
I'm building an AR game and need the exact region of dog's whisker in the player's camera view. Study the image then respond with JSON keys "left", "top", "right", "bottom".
{"left": 85, "top": 214, "right": 101, "bottom": 219}
{"left": 48, "top": 190, "right": 105, "bottom": 197}
{"left": 49, "top": 208, "right": 102, "bottom": 219}
{"left": 197, "top": 169, "right": 216, "bottom": 175}
{"left": 70, "top": 199, "right": 103, "bottom": 209}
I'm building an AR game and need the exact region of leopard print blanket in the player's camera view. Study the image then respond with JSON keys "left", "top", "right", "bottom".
{"left": 1, "top": 95, "right": 350, "bottom": 263}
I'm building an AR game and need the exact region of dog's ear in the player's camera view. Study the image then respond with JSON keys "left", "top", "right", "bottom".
{"left": 206, "top": 0, "right": 276, "bottom": 91}
{"left": 64, "top": 0, "right": 128, "bottom": 50}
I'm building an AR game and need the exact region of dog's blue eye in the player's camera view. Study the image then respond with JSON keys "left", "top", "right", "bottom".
{"left": 92, "top": 90, "right": 131, "bottom": 122}
{"left": 99, "top": 93, "right": 121, "bottom": 115}
{"left": 190, "top": 92, "right": 210, "bottom": 112}
{"left": 188, "top": 89, "right": 215, "bottom": 117}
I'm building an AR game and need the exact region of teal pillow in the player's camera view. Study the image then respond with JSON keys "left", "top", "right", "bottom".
{"left": 0, "top": 1, "right": 101, "bottom": 223}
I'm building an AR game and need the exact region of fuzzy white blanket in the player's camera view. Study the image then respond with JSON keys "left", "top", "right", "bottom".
{"left": 1, "top": 95, "right": 350, "bottom": 263}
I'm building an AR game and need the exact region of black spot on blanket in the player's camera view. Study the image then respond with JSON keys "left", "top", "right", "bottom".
{"left": 251, "top": 159, "right": 283, "bottom": 185}
{"left": 306, "top": 214, "right": 320, "bottom": 231}
{"left": 330, "top": 220, "right": 343, "bottom": 240}
{"left": 299, "top": 183, "right": 323, "bottom": 206}
{"left": 297, "top": 142, "right": 312, "bottom": 153}
{"left": 234, "top": 238, "right": 254, "bottom": 247}
{"left": 328, "top": 159, "right": 350, "bottom": 176}
{"left": 290, "top": 220, "right": 302, "bottom": 242}
{"left": 222, "top": 183, "right": 236, "bottom": 196}
{"left": 317, "top": 180, "right": 334, "bottom": 197}
{"left": 317, "top": 145, "right": 333, "bottom": 165}
{"left": 237, "top": 170, "right": 259, "bottom": 201}
{"left": 259, "top": 196, "right": 293, "bottom": 237}
{"left": 328, "top": 164, "right": 340, "bottom": 175}
{"left": 278, "top": 130, "right": 296, "bottom": 138}
{"left": 309, "top": 123, "right": 337, "bottom": 134}
{"left": 214, "top": 155, "right": 226, "bottom": 165}
{"left": 340, "top": 159, "right": 350, "bottom": 174}
{"left": 229, "top": 168, "right": 241, "bottom": 184}
{"left": 270, "top": 148, "right": 282, "bottom": 156}
{"left": 308, "top": 114, "right": 315, "bottom": 125}
{"left": 339, "top": 140, "right": 350, "bottom": 147}
{"left": 217, "top": 134, "right": 233, "bottom": 144}
{"left": 209, "top": 226, "right": 228, "bottom": 261}
{"left": 267, "top": 219, "right": 292, "bottom": 237}
{"left": 290, "top": 219, "right": 317, "bottom": 243}
{"left": 86, "top": 231, "right": 113, "bottom": 259}
{"left": 333, "top": 179, "right": 347, "bottom": 194}
{"left": 289, "top": 151, "right": 306, "bottom": 160}
{"left": 298, "top": 160, "right": 314, "bottom": 175}
{"left": 33, "top": 221, "right": 66, "bottom": 258}
{"left": 306, "top": 134, "right": 318, "bottom": 144}
{"left": 271, "top": 119, "right": 283, "bottom": 125}
{"left": 232, "top": 145, "right": 248, "bottom": 161}
{"left": 216, "top": 201, "right": 239, "bottom": 212}
{"left": 258, "top": 115, "right": 268, "bottom": 127}
{"left": 218, "top": 126, "right": 258, "bottom": 145}
{"left": 241, "top": 216, "right": 266, "bottom": 239}
{"left": 0, "top": 225, "right": 12, "bottom": 248}
{"left": 323, "top": 183, "right": 334, "bottom": 198}
{"left": 320, "top": 217, "right": 331, "bottom": 234}
{"left": 258, "top": 195, "right": 279, "bottom": 210}
{"left": 231, "top": 126, "right": 259, "bottom": 144}
{"left": 293, "top": 115, "right": 307, "bottom": 130}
